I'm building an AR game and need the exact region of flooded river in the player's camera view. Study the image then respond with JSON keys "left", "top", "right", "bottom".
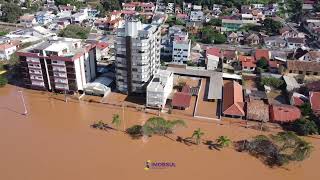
{"left": 0, "top": 85, "right": 319, "bottom": 180}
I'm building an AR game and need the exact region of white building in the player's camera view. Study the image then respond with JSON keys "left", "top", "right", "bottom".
{"left": 72, "top": 8, "right": 89, "bottom": 24}
{"left": 189, "top": 11, "right": 204, "bottom": 22}
{"left": 206, "top": 47, "right": 220, "bottom": 70}
{"left": 17, "top": 37, "right": 97, "bottom": 92}
{"left": 0, "top": 41, "right": 18, "bottom": 60}
{"left": 172, "top": 32, "right": 191, "bottom": 64}
{"left": 146, "top": 69, "right": 173, "bottom": 108}
{"left": 115, "top": 16, "right": 161, "bottom": 94}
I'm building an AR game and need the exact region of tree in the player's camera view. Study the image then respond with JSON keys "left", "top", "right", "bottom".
{"left": 201, "top": 26, "right": 227, "bottom": 44}
{"left": 300, "top": 103, "right": 312, "bottom": 117}
{"left": 58, "top": 24, "right": 90, "bottom": 39}
{"left": 0, "top": 75, "right": 8, "bottom": 87}
{"left": 0, "top": 3, "right": 22, "bottom": 23}
{"left": 207, "top": 18, "right": 222, "bottom": 26}
{"left": 263, "top": 18, "right": 283, "bottom": 35}
{"left": 287, "top": 0, "right": 303, "bottom": 23}
{"left": 112, "top": 114, "right": 121, "bottom": 130}
{"left": 96, "top": 3, "right": 106, "bottom": 17}
{"left": 291, "top": 118, "right": 318, "bottom": 136}
{"left": 191, "top": 128, "right": 204, "bottom": 145}
{"left": 126, "top": 125, "right": 143, "bottom": 139}
{"left": 235, "top": 132, "right": 313, "bottom": 167}
{"left": 136, "top": 6, "right": 142, "bottom": 12}
{"left": 257, "top": 57, "right": 268, "bottom": 69}
{"left": 216, "top": 136, "right": 231, "bottom": 148}
{"left": 175, "top": 18, "right": 186, "bottom": 26}
{"left": 261, "top": 77, "right": 284, "bottom": 89}
{"left": 142, "top": 117, "right": 187, "bottom": 136}
{"left": 101, "top": 0, "right": 121, "bottom": 11}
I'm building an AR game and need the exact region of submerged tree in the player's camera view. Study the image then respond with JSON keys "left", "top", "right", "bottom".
{"left": 192, "top": 128, "right": 205, "bottom": 145}
{"left": 112, "top": 114, "right": 121, "bottom": 130}
{"left": 216, "top": 136, "right": 231, "bottom": 148}
{"left": 234, "top": 132, "right": 313, "bottom": 167}
{"left": 142, "top": 117, "right": 187, "bottom": 137}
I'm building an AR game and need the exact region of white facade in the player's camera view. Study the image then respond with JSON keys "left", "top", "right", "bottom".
{"left": 206, "top": 55, "right": 219, "bottom": 70}
{"left": 172, "top": 32, "right": 191, "bottom": 64}
{"left": 115, "top": 17, "right": 161, "bottom": 94}
{"left": 189, "top": 11, "right": 204, "bottom": 22}
{"left": 19, "top": 38, "right": 96, "bottom": 92}
{"left": 146, "top": 70, "right": 173, "bottom": 108}
{"left": 0, "top": 44, "right": 17, "bottom": 60}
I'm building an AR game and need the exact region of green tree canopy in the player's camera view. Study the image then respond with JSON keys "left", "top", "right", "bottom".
{"left": 0, "top": 75, "right": 7, "bottom": 87}
{"left": 260, "top": 77, "right": 284, "bottom": 89}
{"left": 201, "top": 26, "right": 227, "bottom": 44}
{"left": 257, "top": 57, "right": 269, "bottom": 69}
{"left": 58, "top": 24, "right": 90, "bottom": 39}
{"left": 142, "top": 117, "right": 186, "bottom": 136}
{"left": 0, "top": 3, "right": 23, "bottom": 23}
{"left": 263, "top": 18, "right": 283, "bottom": 35}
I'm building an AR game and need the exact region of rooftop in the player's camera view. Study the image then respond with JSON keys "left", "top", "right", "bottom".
{"left": 270, "top": 104, "right": 301, "bottom": 123}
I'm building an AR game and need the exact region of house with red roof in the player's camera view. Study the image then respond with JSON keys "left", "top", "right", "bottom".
{"left": 290, "top": 92, "right": 308, "bottom": 107}
{"left": 176, "top": 13, "right": 189, "bottom": 21}
{"left": 172, "top": 92, "right": 192, "bottom": 110}
{"left": 95, "top": 42, "right": 109, "bottom": 61}
{"left": 238, "top": 55, "right": 256, "bottom": 72}
{"left": 223, "top": 81, "right": 245, "bottom": 118}
{"left": 0, "top": 40, "right": 20, "bottom": 60}
{"left": 309, "top": 91, "right": 320, "bottom": 116}
{"left": 255, "top": 49, "right": 270, "bottom": 61}
{"left": 206, "top": 47, "right": 220, "bottom": 70}
{"left": 269, "top": 104, "right": 301, "bottom": 123}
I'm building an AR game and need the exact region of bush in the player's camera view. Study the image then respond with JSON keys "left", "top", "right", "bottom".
{"left": 235, "top": 132, "right": 313, "bottom": 167}
{"left": 0, "top": 76, "right": 8, "bottom": 87}
{"left": 142, "top": 117, "right": 186, "bottom": 136}
{"left": 58, "top": 24, "right": 90, "bottom": 39}
{"left": 126, "top": 125, "right": 143, "bottom": 139}
{"left": 291, "top": 118, "right": 318, "bottom": 136}
{"left": 257, "top": 57, "right": 268, "bottom": 69}
{"left": 261, "top": 77, "right": 284, "bottom": 89}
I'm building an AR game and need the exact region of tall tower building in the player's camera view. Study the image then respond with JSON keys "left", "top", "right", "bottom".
{"left": 115, "top": 16, "right": 161, "bottom": 94}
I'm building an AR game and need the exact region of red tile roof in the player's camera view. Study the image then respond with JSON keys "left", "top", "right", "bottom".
{"left": 270, "top": 104, "right": 301, "bottom": 123}
{"left": 223, "top": 81, "right": 245, "bottom": 116}
{"left": 223, "top": 50, "right": 236, "bottom": 59}
{"left": 172, "top": 92, "right": 192, "bottom": 109}
{"left": 268, "top": 60, "right": 279, "bottom": 68}
{"left": 206, "top": 47, "right": 221, "bottom": 57}
{"left": 310, "top": 91, "right": 320, "bottom": 116}
{"left": 96, "top": 42, "right": 108, "bottom": 50}
{"left": 292, "top": 96, "right": 305, "bottom": 107}
{"left": 181, "top": 85, "right": 191, "bottom": 94}
{"left": 0, "top": 41, "right": 18, "bottom": 51}
{"left": 306, "top": 81, "right": 320, "bottom": 91}
{"left": 255, "top": 49, "right": 269, "bottom": 61}
{"left": 238, "top": 55, "right": 255, "bottom": 62}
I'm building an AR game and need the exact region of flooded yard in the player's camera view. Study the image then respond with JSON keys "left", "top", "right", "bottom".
{"left": 0, "top": 85, "right": 319, "bottom": 180}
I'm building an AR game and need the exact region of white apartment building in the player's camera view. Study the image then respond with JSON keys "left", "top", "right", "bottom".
{"left": 189, "top": 11, "right": 204, "bottom": 22}
{"left": 146, "top": 69, "right": 173, "bottom": 108}
{"left": 17, "top": 37, "right": 97, "bottom": 92}
{"left": 115, "top": 16, "right": 161, "bottom": 94}
{"left": 172, "top": 32, "right": 191, "bottom": 64}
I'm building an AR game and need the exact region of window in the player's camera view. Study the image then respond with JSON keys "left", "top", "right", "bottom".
{"left": 299, "top": 71, "right": 303, "bottom": 74}
{"left": 52, "top": 60, "right": 57, "bottom": 64}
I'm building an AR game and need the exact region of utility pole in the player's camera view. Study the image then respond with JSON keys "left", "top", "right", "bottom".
{"left": 122, "top": 102, "right": 125, "bottom": 131}
{"left": 18, "top": 90, "right": 27, "bottom": 116}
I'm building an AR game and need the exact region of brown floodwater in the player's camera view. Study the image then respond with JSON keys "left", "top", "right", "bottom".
{"left": 0, "top": 85, "right": 319, "bottom": 180}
